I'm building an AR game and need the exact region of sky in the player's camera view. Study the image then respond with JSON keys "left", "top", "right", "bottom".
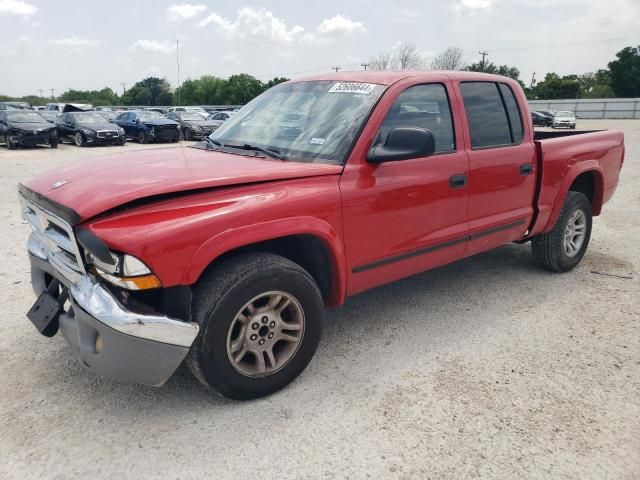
{"left": 1, "top": 0, "right": 640, "bottom": 97}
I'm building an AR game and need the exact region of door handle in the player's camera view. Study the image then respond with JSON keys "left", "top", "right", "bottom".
{"left": 520, "top": 163, "right": 533, "bottom": 175}
{"left": 449, "top": 174, "right": 467, "bottom": 189}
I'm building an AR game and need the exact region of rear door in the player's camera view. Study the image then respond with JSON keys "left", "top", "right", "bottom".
{"left": 456, "top": 81, "right": 536, "bottom": 257}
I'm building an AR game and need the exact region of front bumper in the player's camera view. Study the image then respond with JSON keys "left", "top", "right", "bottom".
{"left": 12, "top": 131, "right": 56, "bottom": 146}
{"left": 86, "top": 135, "right": 126, "bottom": 145}
{"left": 29, "top": 241, "right": 199, "bottom": 387}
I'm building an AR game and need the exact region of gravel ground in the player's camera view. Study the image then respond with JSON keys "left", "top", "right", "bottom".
{"left": 1, "top": 121, "right": 638, "bottom": 480}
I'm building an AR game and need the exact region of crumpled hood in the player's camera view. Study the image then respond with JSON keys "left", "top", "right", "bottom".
{"left": 22, "top": 146, "right": 342, "bottom": 222}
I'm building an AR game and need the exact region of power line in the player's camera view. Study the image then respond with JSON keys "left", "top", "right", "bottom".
{"left": 49, "top": 88, "right": 55, "bottom": 100}
{"left": 331, "top": 66, "right": 341, "bottom": 72}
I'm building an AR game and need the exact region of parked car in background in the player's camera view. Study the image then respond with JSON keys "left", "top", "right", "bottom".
{"left": 96, "top": 110, "right": 118, "bottom": 122}
{"left": 165, "top": 111, "right": 219, "bottom": 140}
{"left": 0, "top": 110, "right": 57, "bottom": 149}
{"left": 144, "top": 107, "right": 168, "bottom": 115}
{"left": 56, "top": 112, "right": 126, "bottom": 147}
{"left": 114, "top": 110, "right": 180, "bottom": 143}
{"left": 1, "top": 101, "right": 31, "bottom": 110}
{"left": 168, "top": 106, "right": 209, "bottom": 118}
{"left": 17, "top": 72, "right": 624, "bottom": 399}
{"left": 46, "top": 103, "right": 93, "bottom": 113}
{"left": 39, "top": 111, "right": 60, "bottom": 123}
{"left": 207, "top": 110, "right": 235, "bottom": 129}
{"left": 531, "top": 111, "right": 553, "bottom": 127}
{"left": 537, "top": 109, "right": 556, "bottom": 118}
{"left": 553, "top": 111, "right": 577, "bottom": 129}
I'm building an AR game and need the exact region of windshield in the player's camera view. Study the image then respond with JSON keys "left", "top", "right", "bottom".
{"left": 138, "top": 112, "right": 165, "bottom": 121}
{"left": 72, "top": 113, "right": 106, "bottom": 124}
{"left": 7, "top": 111, "right": 48, "bottom": 123}
{"left": 209, "top": 80, "right": 386, "bottom": 164}
{"left": 180, "top": 113, "right": 203, "bottom": 121}
{"left": 556, "top": 111, "right": 574, "bottom": 118}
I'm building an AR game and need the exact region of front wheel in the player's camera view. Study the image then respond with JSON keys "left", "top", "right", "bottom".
{"left": 50, "top": 137, "right": 58, "bottom": 149}
{"left": 5, "top": 135, "right": 17, "bottom": 150}
{"left": 531, "top": 191, "right": 592, "bottom": 272}
{"left": 138, "top": 131, "right": 147, "bottom": 144}
{"left": 187, "top": 253, "right": 323, "bottom": 400}
{"left": 74, "top": 132, "right": 84, "bottom": 147}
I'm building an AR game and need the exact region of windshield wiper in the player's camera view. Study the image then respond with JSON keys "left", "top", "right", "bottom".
{"left": 224, "top": 143, "right": 287, "bottom": 161}
{"left": 200, "top": 137, "right": 222, "bottom": 150}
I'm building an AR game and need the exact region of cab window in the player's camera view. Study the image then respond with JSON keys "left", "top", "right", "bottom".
{"left": 377, "top": 84, "right": 455, "bottom": 154}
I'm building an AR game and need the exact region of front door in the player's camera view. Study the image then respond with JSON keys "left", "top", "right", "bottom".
{"left": 340, "top": 81, "right": 470, "bottom": 295}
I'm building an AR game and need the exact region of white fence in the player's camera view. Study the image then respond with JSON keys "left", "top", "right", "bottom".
{"left": 528, "top": 98, "right": 640, "bottom": 119}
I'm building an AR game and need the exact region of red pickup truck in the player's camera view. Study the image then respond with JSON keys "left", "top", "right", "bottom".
{"left": 20, "top": 72, "right": 624, "bottom": 399}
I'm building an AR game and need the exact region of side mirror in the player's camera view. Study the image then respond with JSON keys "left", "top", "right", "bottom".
{"left": 367, "top": 127, "right": 436, "bottom": 163}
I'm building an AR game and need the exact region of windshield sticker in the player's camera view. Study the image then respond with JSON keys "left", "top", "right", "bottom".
{"left": 328, "top": 82, "right": 376, "bottom": 94}
{"left": 309, "top": 137, "right": 326, "bottom": 145}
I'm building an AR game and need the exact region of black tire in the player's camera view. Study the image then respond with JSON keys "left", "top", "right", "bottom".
{"left": 50, "top": 137, "right": 58, "bottom": 149}
{"left": 5, "top": 135, "right": 17, "bottom": 150}
{"left": 118, "top": 137, "right": 126, "bottom": 146}
{"left": 187, "top": 253, "right": 324, "bottom": 400}
{"left": 182, "top": 128, "right": 192, "bottom": 141}
{"left": 74, "top": 132, "right": 84, "bottom": 147}
{"left": 531, "top": 191, "right": 592, "bottom": 272}
{"left": 138, "top": 131, "right": 147, "bottom": 144}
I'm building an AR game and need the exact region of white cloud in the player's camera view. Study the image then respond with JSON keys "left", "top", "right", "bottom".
{"left": 0, "top": 0, "right": 37, "bottom": 16}
{"left": 48, "top": 35, "right": 99, "bottom": 47}
{"left": 199, "top": 7, "right": 304, "bottom": 43}
{"left": 317, "top": 15, "right": 366, "bottom": 36}
{"left": 130, "top": 39, "right": 176, "bottom": 54}
{"left": 457, "top": 0, "right": 494, "bottom": 8}
{"left": 167, "top": 3, "right": 206, "bottom": 21}
{"left": 199, "top": 7, "right": 365, "bottom": 45}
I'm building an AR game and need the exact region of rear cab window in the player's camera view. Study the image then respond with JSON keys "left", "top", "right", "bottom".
{"left": 460, "top": 81, "right": 524, "bottom": 149}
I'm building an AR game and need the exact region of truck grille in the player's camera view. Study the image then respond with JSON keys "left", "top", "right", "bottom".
{"left": 20, "top": 195, "right": 85, "bottom": 282}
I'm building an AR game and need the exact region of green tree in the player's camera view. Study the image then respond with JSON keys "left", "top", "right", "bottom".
{"left": 175, "top": 75, "right": 227, "bottom": 105}
{"left": 121, "top": 77, "right": 173, "bottom": 106}
{"left": 531, "top": 73, "right": 580, "bottom": 99}
{"left": 59, "top": 87, "right": 119, "bottom": 106}
{"left": 579, "top": 70, "right": 613, "bottom": 98}
{"left": 263, "top": 77, "right": 289, "bottom": 90}
{"left": 465, "top": 61, "right": 521, "bottom": 81}
{"left": 608, "top": 46, "right": 640, "bottom": 97}
{"left": 221, "top": 74, "right": 264, "bottom": 104}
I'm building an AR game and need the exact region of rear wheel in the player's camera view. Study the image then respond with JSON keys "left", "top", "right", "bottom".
{"left": 138, "top": 131, "right": 147, "bottom": 144}
{"left": 532, "top": 191, "right": 592, "bottom": 272}
{"left": 187, "top": 253, "right": 323, "bottom": 400}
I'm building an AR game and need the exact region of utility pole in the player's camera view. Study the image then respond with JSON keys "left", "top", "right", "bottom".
{"left": 176, "top": 39, "right": 181, "bottom": 106}
{"left": 38, "top": 89, "right": 44, "bottom": 97}
{"left": 331, "top": 66, "right": 341, "bottom": 72}
{"left": 120, "top": 82, "right": 126, "bottom": 95}
{"left": 361, "top": 63, "right": 370, "bottom": 71}
{"left": 530, "top": 72, "right": 536, "bottom": 90}
{"left": 49, "top": 88, "right": 55, "bottom": 100}
{"left": 478, "top": 50, "right": 488, "bottom": 70}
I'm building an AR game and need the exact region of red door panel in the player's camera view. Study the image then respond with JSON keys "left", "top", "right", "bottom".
{"left": 339, "top": 79, "right": 470, "bottom": 296}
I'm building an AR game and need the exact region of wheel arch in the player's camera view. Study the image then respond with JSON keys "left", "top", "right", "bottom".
{"left": 543, "top": 163, "right": 604, "bottom": 232}
{"left": 182, "top": 217, "right": 347, "bottom": 306}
